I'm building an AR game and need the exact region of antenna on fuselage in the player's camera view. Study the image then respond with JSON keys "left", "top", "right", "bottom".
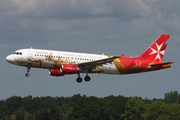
{"left": 30, "top": 47, "right": 33, "bottom": 49}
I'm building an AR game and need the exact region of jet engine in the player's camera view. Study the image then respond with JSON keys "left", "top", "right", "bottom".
{"left": 49, "top": 69, "right": 64, "bottom": 76}
{"left": 49, "top": 64, "right": 80, "bottom": 76}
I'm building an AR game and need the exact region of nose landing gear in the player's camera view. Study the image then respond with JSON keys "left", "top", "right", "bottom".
{"left": 25, "top": 67, "right": 30, "bottom": 77}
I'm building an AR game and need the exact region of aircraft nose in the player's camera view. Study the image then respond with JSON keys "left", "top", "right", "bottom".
{"left": 6, "top": 55, "right": 14, "bottom": 64}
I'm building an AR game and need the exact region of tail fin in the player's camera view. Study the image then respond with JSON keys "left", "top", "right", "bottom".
{"left": 140, "top": 34, "right": 170, "bottom": 63}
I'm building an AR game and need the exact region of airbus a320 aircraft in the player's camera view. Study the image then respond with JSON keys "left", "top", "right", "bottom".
{"left": 6, "top": 34, "right": 173, "bottom": 83}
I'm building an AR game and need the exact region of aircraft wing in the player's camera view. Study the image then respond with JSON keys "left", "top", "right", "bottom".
{"left": 77, "top": 56, "right": 119, "bottom": 70}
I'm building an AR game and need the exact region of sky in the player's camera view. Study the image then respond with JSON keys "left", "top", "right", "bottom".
{"left": 0, "top": 0, "right": 180, "bottom": 100}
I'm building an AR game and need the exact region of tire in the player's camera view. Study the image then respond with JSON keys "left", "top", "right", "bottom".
{"left": 84, "top": 76, "right": 91, "bottom": 82}
{"left": 25, "top": 73, "right": 29, "bottom": 77}
{"left": 76, "top": 77, "right": 82, "bottom": 83}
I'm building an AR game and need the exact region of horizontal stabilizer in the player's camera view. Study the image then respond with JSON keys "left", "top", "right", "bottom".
{"left": 149, "top": 62, "right": 174, "bottom": 67}
{"left": 149, "top": 62, "right": 173, "bottom": 70}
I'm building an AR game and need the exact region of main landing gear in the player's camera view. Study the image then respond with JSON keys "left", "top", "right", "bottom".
{"left": 76, "top": 73, "right": 91, "bottom": 83}
{"left": 25, "top": 67, "right": 30, "bottom": 77}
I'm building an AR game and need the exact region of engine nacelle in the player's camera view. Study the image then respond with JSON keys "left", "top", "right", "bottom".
{"left": 49, "top": 69, "right": 64, "bottom": 76}
{"left": 61, "top": 64, "right": 79, "bottom": 74}
{"left": 49, "top": 64, "right": 79, "bottom": 76}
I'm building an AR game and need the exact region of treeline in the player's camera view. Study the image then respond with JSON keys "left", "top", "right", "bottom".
{"left": 0, "top": 91, "right": 180, "bottom": 120}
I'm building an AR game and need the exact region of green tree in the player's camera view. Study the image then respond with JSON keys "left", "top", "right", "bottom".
{"left": 8, "top": 114, "right": 16, "bottom": 120}
{"left": 100, "top": 95, "right": 128, "bottom": 120}
{"left": 60, "top": 103, "right": 73, "bottom": 120}
{"left": 4, "top": 96, "right": 22, "bottom": 115}
{"left": 168, "top": 103, "right": 180, "bottom": 120}
{"left": 2, "top": 91, "right": 180, "bottom": 120}
{"left": 50, "top": 103, "right": 61, "bottom": 120}
{"left": 21, "top": 96, "right": 34, "bottom": 113}
{"left": 71, "top": 95, "right": 103, "bottom": 120}
{"left": 15, "top": 107, "right": 25, "bottom": 120}
{"left": 164, "top": 91, "right": 179, "bottom": 103}
{"left": 34, "top": 109, "right": 50, "bottom": 120}
{"left": 142, "top": 100, "right": 171, "bottom": 120}
{"left": 25, "top": 113, "right": 33, "bottom": 120}
{"left": 0, "top": 100, "right": 5, "bottom": 118}
{"left": 121, "top": 97, "right": 145, "bottom": 120}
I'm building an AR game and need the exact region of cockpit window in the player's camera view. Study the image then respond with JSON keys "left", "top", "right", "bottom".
{"left": 13, "top": 52, "right": 22, "bottom": 55}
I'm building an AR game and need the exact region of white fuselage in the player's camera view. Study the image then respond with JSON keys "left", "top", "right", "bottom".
{"left": 6, "top": 48, "right": 119, "bottom": 74}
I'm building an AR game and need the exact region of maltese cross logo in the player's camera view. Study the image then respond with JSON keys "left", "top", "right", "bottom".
{"left": 150, "top": 42, "right": 165, "bottom": 61}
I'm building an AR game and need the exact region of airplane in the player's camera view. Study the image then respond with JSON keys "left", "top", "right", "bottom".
{"left": 6, "top": 34, "right": 173, "bottom": 83}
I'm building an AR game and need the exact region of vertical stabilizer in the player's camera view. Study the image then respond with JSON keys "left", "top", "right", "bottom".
{"left": 140, "top": 34, "right": 170, "bottom": 63}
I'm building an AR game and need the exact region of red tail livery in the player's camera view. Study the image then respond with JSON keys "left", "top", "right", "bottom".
{"left": 140, "top": 34, "right": 170, "bottom": 63}
{"left": 115, "top": 34, "right": 173, "bottom": 74}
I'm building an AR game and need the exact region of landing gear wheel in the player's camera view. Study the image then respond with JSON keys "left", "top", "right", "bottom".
{"left": 25, "top": 73, "right": 29, "bottom": 77}
{"left": 76, "top": 77, "right": 83, "bottom": 83}
{"left": 84, "top": 76, "right": 91, "bottom": 82}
